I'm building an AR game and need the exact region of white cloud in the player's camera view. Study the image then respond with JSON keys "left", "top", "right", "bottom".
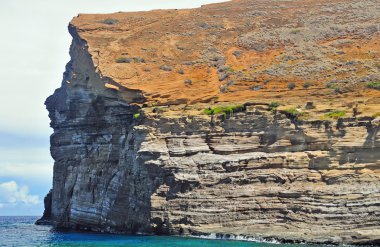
{"left": 0, "top": 163, "right": 53, "bottom": 182}
{"left": 0, "top": 145, "right": 53, "bottom": 183}
{"left": 0, "top": 181, "right": 39, "bottom": 205}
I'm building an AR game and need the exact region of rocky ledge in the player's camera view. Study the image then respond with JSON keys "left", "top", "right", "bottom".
{"left": 38, "top": 0, "right": 380, "bottom": 245}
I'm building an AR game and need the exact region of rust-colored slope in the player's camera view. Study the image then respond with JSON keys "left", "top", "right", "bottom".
{"left": 70, "top": 0, "right": 380, "bottom": 113}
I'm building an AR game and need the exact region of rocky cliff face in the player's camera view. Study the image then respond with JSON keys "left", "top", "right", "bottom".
{"left": 40, "top": 0, "right": 380, "bottom": 245}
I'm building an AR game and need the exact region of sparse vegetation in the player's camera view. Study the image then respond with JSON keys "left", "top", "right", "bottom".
{"left": 199, "top": 22, "right": 210, "bottom": 29}
{"left": 232, "top": 50, "right": 242, "bottom": 57}
{"left": 290, "top": 29, "right": 301, "bottom": 34}
{"left": 184, "top": 79, "right": 192, "bottom": 85}
{"left": 326, "top": 82, "right": 335, "bottom": 89}
{"left": 325, "top": 81, "right": 344, "bottom": 93}
{"left": 177, "top": 69, "right": 185, "bottom": 74}
{"left": 133, "top": 113, "right": 140, "bottom": 119}
{"left": 176, "top": 46, "right": 185, "bottom": 51}
{"left": 303, "top": 82, "right": 312, "bottom": 89}
{"left": 218, "top": 66, "right": 235, "bottom": 82}
{"left": 334, "top": 87, "right": 342, "bottom": 94}
{"left": 220, "top": 80, "right": 235, "bottom": 93}
{"left": 183, "top": 61, "right": 195, "bottom": 66}
{"left": 226, "top": 80, "right": 235, "bottom": 87}
{"left": 153, "top": 107, "right": 167, "bottom": 114}
{"left": 263, "top": 79, "right": 270, "bottom": 85}
{"left": 366, "top": 81, "right": 380, "bottom": 90}
{"left": 284, "top": 107, "right": 302, "bottom": 117}
{"left": 287, "top": 82, "right": 296, "bottom": 90}
{"left": 305, "top": 102, "right": 315, "bottom": 109}
{"left": 324, "top": 110, "right": 346, "bottom": 119}
{"left": 116, "top": 57, "right": 145, "bottom": 63}
{"left": 101, "top": 18, "right": 118, "bottom": 25}
{"left": 269, "top": 102, "right": 280, "bottom": 110}
{"left": 116, "top": 57, "right": 132, "bottom": 63}
{"left": 220, "top": 66, "right": 235, "bottom": 73}
{"left": 160, "top": 65, "right": 173, "bottom": 71}
{"left": 132, "top": 57, "right": 145, "bottom": 63}
{"left": 219, "top": 85, "right": 228, "bottom": 93}
{"left": 204, "top": 105, "right": 245, "bottom": 116}
{"left": 250, "top": 85, "right": 262, "bottom": 91}
{"left": 219, "top": 73, "right": 229, "bottom": 81}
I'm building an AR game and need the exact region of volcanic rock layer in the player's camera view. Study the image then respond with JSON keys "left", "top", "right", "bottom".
{"left": 39, "top": 0, "right": 380, "bottom": 245}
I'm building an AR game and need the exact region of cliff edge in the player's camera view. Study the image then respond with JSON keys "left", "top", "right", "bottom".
{"left": 38, "top": 0, "right": 380, "bottom": 244}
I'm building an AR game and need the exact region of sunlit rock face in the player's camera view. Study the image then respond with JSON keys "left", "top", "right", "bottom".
{"left": 39, "top": 0, "right": 380, "bottom": 244}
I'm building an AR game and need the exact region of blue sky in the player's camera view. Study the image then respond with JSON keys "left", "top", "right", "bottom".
{"left": 0, "top": 0, "right": 225, "bottom": 216}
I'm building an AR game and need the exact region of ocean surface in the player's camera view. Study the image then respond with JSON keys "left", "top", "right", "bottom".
{"left": 0, "top": 216, "right": 330, "bottom": 247}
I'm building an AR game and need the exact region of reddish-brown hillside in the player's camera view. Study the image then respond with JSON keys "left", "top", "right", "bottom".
{"left": 70, "top": 0, "right": 380, "bottom": 117}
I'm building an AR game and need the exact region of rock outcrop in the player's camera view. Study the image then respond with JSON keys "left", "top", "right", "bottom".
{"left": 39, "top": 0, "right": 380, "bottom": 245}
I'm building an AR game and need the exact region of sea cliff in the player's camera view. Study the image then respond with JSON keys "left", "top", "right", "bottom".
{"left": 38, "top": 0, "right": 380, "bottom": 244}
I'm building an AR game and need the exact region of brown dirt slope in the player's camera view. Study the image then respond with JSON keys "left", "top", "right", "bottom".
{"left": 70, "top": 0, "right": 380, "bottom": 117}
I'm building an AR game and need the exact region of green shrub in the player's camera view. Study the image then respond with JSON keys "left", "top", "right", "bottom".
{"left": 101, "top": 18, "right": 118, "bottom": 25}
{"left": 116, "top": 57, "right": 132, "bottom": 63}
{"left": 366, "top": 81, "right": 380, "bottom": 90}
{"left": 160, "top": 65, "right": 173, "bottom": 71}
{"left": 204, "top": 108, "right": 214, "bottom": 115}
{"left": 204, "top": 105, "right": 245, "bottom": 116}
{"left": 326, "top": 82, "right": 335, "bottom": 88}
{"left": 324, "top": 110, "right": 346, "bottom": 119}
{"left": 284, "top": 108, "right": 301, "bottom": 117}
{"left": 290, "top": 29, "right": 301, "bottom": 34}
{"left": 334, "top": 87, "right": 342, "bottom": 94}
{"left": 287, "top": 82, "right": 296, "bottom": 90}
{"left": 116, "top": 57, "right": 145, "bottom": 63}
{"left": 269, "top": 101, "right": 280, "bottom": 110}
{"left": 303, "top": 82, "right": 312, "bottom": 89}
{"left": 177, "top": 69, "right": 185, "bottom": 74}
{"left": 133, "top": 113, "right": 140, "bottom": 119}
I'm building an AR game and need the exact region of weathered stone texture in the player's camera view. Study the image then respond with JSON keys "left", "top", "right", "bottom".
{"left": 39, "top": 3, "right": 380, "bottom": 245}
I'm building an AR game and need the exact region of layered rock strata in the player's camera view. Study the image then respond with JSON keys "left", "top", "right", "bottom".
{"left": 39, "top": 0, "right": 380, "bottom": 245}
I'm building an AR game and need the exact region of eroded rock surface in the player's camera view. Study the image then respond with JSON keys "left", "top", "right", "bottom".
{"left": 39, "top": 0, "right": 380, "bottom": 245}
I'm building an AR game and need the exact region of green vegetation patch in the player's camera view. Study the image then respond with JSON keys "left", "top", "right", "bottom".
{"left": 101, "top": 18, "right": 118, "bottom": 25}
{"left": 204, "top": 105, "right": 245, "bottom": 116}
{"left": 303, "top": 82, "right": 313, "bottom": 89}
{"left": 290, "top": 29, "right": 301, "bottom": 34}
{"left": 116, "top": 57, "right": 132, "bottom": 63}
{"left": 116, "top": 57, "right": 145, "bottom": 64}
{"left": 133, "top": 113, "right": 140, "bottom": 119}
{"left": 324, "top": 110, "right": 346, "bottom": 119}
{"left": 287, "top": 82, "right": 296, "bottom": 90}
{"left": 269, "top": 101, "right": 280, "bottom": 110}
{"left": 366, "top": 81, "right": 380, "bottom": 90}
{"left": 284, "top": 108, "right": 302, "bottom": 117}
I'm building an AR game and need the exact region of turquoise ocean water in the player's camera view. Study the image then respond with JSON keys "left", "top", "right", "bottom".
{"left": 0, "top": 216, "right": 334, "bottom": 247}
